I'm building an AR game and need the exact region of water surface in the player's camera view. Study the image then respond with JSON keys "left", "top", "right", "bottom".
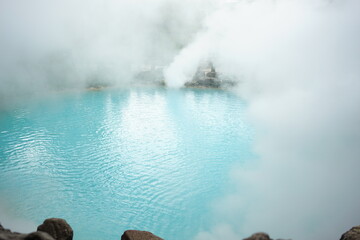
{"left": 0, "top": 87, "right": 254, "bottom": 240}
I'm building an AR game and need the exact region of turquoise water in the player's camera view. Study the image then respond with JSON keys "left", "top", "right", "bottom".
{"left": 0, "top": 87, "right": 254, "bottom": 240}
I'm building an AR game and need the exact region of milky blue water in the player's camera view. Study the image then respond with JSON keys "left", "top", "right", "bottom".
{"left": 0, "top": 87, "right": 254, "bottom": 240}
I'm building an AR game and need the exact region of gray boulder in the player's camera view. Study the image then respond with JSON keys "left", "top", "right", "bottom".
{"left": 37, "top": 219, "right": 73, "bottom": 240}
{"left": 340, "top": 226, "right": 360, "bottom": 240}
{"left": 121, "top": 230, "right": 163, "bottom": 240}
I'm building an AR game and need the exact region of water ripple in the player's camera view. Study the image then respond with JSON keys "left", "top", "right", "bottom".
{"left": 0, "top": 88, "right": 254, "bottom": 240}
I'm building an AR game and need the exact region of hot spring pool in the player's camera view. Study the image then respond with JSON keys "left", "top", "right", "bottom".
{"left": 0, "top": 87, "right": 254, "bottom": 240}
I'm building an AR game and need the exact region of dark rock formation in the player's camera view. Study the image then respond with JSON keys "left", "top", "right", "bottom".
{"left": 37, "top": 219, "right": 73, "bottom": 240}
{"left": 121, "top": 230, "right": 163, "bottom": 240}
{"left": 340, "top": 226, "right": 360, "bottom": 240}
{"left": 2, "top": 218, "right": 360, "bottom": 240}
{"left": 243, "top": 232, "right": 272, "bottom": 240}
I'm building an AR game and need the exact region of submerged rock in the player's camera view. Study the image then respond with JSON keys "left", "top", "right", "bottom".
{"left": 121, "top": 230, "right": 163, "bottom": 240}
{"left": 37, "top": 219, "right": 73, "bottom": 240}
{"left": 243, "top": 232, "right": 272, "bottom": 240}
{"left": 340, "top": 226, "right": 360, "bottom": 240}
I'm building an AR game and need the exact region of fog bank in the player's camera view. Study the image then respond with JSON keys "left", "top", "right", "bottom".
{"left": 164, "top": 0, "right": 360, "bottom": 239}
{"left": 0, "top": 0, "right": 217, "bottom": 107}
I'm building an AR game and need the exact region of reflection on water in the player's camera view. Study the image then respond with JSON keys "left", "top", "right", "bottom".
{"left": 0, "top": 87, "right": 254, "bottom": 240}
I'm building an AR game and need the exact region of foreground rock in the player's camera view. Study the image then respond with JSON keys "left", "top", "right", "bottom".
{"left": 2, "top": 217, "right": 360, "bottom": 240}
{"left": 24, "top": 232, "right": 55, "bottom": 240}
{"left": 121, "top": 230, "right": 163, "bottom": 240}
{"left": 243, "top": 232, "right": 272, "bottom": 240}
{"left": 0, "top": 218, "right": 72, "bottom": 240}
{"left": 37, "top": 218, "right": 73, "bottom": 240}
{"left": 0, "top": 223, "right": 54, "bottom": 240}
{"left": 340, "top": 226, "right": 360, "bottom": 240}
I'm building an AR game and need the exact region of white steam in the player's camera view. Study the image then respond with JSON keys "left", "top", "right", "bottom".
{"left": 0, "top": 0, "right": 217, "bottom": 107}
{"left": 1, "top": 0, "right": 360, "bottom": 239}
{"left": 164, "top": 0, "right": 360, "bottom": 239}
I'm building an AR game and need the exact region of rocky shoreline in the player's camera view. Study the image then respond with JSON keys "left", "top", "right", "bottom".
{"left": 1, "top": 218, "right": 360, "bottom": 240}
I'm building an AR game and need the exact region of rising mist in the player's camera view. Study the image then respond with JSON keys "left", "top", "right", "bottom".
{"left": 1, "top": 0, "right": 360, "bottom": 239}
{"left": 0, "top": 0, "right": 217, "bottom": 107}
{"left": 166, "top": 0, "right": 360, "bottom": 239}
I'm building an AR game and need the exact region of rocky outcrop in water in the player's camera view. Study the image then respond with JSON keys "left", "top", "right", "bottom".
{"left": 340, "top": 226, "right": 360, "bottom": 240}
{"left": 134, "top": 62, "right": 236, "bottom": 89}
{"left": 184, "top": 62, "right": 237, "bottom": 89}
{"left": 121, "top": 230, "right": 163, "bottom": 240}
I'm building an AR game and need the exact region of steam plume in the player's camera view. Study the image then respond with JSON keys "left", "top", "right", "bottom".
{"left": 0, "top": 0, "right": 217, "bottom": 107}
{"left": 164, "top": 0, "right": 360, "bottom": 239}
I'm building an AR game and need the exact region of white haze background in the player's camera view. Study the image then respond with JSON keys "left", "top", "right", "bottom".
{"left": 0, "top": 0, "right": 359, "bottom": 239}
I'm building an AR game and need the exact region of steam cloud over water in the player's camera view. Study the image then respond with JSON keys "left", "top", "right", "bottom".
{"left": 176, "top": 1, "right": 360, "bottom": 239}
{"left": 1, "top": 0, "right": 360, "bottom": 239}
{"left": 0, "top": 0, "right": 217, "bottom": 106}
